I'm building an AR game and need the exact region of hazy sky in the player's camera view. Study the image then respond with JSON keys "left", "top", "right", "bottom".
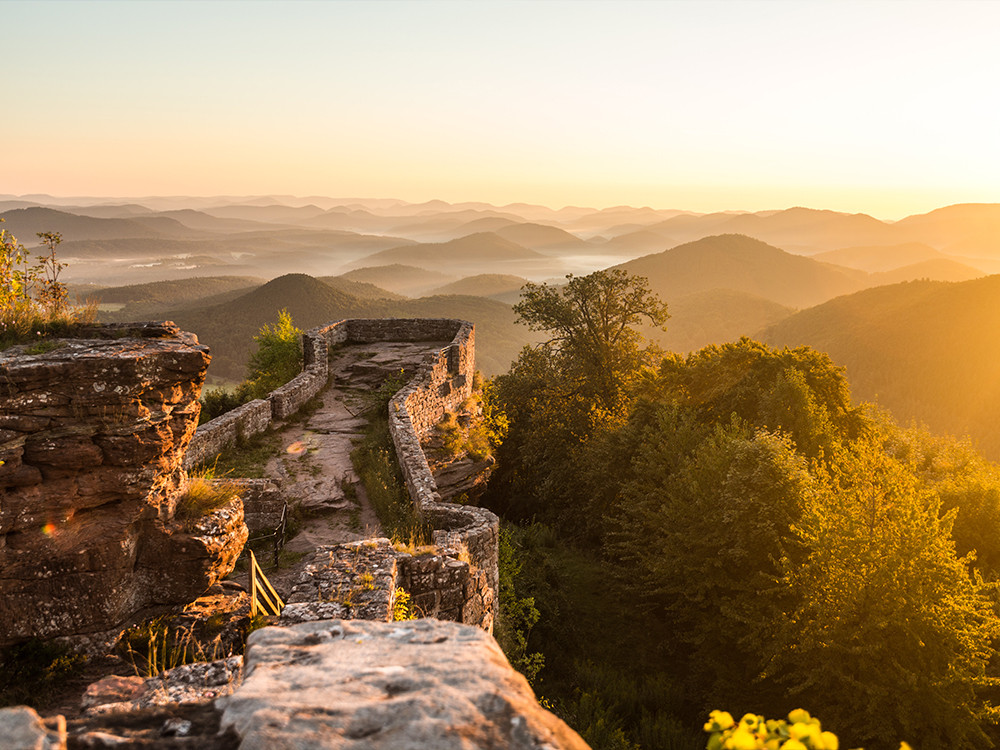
{"left": 5, "top": 0, "right": 999, "bottom": 218}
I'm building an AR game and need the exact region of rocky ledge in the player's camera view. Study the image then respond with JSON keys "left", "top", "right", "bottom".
{"left": 219, "top": 618, "right": 588, "bottom": 750}
{"left": 0, "top": 323, "right": 247, "bottom": 647}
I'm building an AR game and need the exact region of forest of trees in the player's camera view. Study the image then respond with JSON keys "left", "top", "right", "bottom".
{"left": 485, "top": 269, "right": 1000, "bottom": 750}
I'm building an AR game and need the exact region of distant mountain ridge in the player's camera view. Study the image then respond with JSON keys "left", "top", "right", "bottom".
{"left": 615, "top": 234, "right": 866, "bottom": 309}
{"left": 761, "top": 275, "right": 1000, "bottom": 458}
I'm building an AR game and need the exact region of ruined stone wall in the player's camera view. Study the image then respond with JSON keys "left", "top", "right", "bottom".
{"left": 187, "top": 317, "right": 496, "bottom": 631}
{"left": 229, "top": 479, "right": 284, "bottom": 536}
{"left": 382, "top": 323, "right": 498, "bottom": 632}
{"left": 186, "top": 318, "right": 473, "bottom": 468}
{"left": 184, "top": 398, "right": 271, "bottom": 469}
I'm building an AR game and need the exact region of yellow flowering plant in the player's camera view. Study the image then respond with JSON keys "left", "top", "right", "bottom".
{"left": 704, "top": 709, "right": 913, "bottom": 750}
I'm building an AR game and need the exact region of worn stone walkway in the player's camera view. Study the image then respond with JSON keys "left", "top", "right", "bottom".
{"left": 253, "top": 341, "right": 451, "bottom": 595}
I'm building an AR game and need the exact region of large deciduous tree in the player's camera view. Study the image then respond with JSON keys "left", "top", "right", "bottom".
{"left": 486, "top": 270, "right": 668, "bottom": 532}
{"left": 513, "top": 269, "right": 668, "bottom": 411}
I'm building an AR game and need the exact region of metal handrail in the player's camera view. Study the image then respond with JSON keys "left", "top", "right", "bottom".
{"left": 249, "top": 549, "right": 285, "bottom": 617}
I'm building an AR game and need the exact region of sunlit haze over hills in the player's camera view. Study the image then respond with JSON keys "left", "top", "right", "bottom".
{"left": 6, "top": 0, "right": 1000, "bottom": 219}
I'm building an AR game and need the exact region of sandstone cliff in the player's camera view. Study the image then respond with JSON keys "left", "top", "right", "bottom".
{"left": 0, "top": 323, "right": 247, "bottom": 647}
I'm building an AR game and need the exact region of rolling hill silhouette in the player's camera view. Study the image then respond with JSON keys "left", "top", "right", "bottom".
{"left": 647, "top": 207, "right": 898, "bottom": 252}
{"left": 169, "top": 273, "right": 531, "bottom": 380}
{"left": 615, "top": 234, "right": 866, "bottom": 309}
{"left": 90, "top": 275, "right": 265, "bottom": 305}
{"left": 352, "top": 232, "right": 545, "bottom": 270}
{"left": 428, "top": 274, "right": 529, "bottom": 303}
{"left": 492, "top": 223, "right": 588, "bottom": 252}
{"left": 339, "top": 264, "right": 456, "bottom": 296}
{"left": 761, "top": 275, "right": 1000, "bottom": 458}
{"left": 868, "top": 258, "right": 984, "bottom": 285}
{"left": 0, "top": 207, "right": 197, "bottom": 242}
{"left": 894, "top": 203, "right": 1000, "bottom": 258}
{"left": 649, "top": 288, "right": 794, "bottom": 353}
{"left": 812, "top": 243, "right": 949, "bottom": 271}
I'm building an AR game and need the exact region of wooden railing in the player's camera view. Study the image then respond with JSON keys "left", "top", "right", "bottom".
{"left": 249, "top": 549, "right": 285, "bottom": 617}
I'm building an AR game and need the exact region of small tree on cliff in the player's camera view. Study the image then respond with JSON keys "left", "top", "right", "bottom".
{"left": 1, "top": 221, "right": 88, "bottom": 345}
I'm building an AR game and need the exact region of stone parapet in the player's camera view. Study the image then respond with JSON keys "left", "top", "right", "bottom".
{"left": 230, "top": 479, "right": 284, "bottom": 535}
{"left": 218, "top": 619, "right": 589, "bottom": 750}
{"left": 185, "top": 316, "right": 496, "bottom": 632}
{"left": 185, "top": 399, "right": 271, "bottom": 469}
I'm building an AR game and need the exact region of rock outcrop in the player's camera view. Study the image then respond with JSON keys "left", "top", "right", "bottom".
{"left": 0, "top": 323, "right": 247, "bottom": 647}
{"left": 219, "top": 618, "right": 589, "bottom": 750}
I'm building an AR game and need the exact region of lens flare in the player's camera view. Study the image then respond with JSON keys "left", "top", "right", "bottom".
{"left": 286, "top": 441, "right": 306, "bottom": 455}
{"left": 42, "top": 523, "right": 57, "bottom": 536}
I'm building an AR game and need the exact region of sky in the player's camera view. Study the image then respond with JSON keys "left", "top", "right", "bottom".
{"left": 5, "top": 0, "right": 1000, "bottom": 219}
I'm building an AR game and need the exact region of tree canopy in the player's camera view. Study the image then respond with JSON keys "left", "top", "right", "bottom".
{"left": 513, "top": 269, "right": 668, "bottom": 410}
{"left": 487, "top": 325, "right": 1000, "bottom": 748}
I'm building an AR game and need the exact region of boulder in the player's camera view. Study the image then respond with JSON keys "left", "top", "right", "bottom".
{"left": 219, "top": 618, "right": 589, "bottom": 750}
{"left": 0, "top": 705, "right": 66, "bottom": 750}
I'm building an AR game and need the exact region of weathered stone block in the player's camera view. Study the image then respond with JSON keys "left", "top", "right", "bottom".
{"left": 218, "top": 619, "right": 588, "bottom": 750}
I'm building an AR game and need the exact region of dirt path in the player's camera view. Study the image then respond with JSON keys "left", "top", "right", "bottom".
{"left": 255, "top": 341, "right": 450, "bottom": 595}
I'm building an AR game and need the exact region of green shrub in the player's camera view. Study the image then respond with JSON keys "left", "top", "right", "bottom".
{"left": 196, "top": 309, "right": 302, "bottom": 423}
{"left": 244, "top": 309, "right": 302, "bottom": 399}
{"left": 1, "top": 222, "right": 95, "bottom": 349}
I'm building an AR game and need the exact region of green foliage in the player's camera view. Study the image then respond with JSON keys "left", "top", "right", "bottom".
{"left": 767, "top": 440, "right": 1000, "bottom": 749}
{"left": 653, "top": 337, "right": 864, "bottom": 459}
{"left": 564, "top": 691, "right": 639, "bottom": 750}
{"left": 486, "top": 269, "right": 669, "bottom": 535}
{"left": 495, "top": 524, "right": 545, "bottom": 685}
{"left": 392, "top": 587, "right": 416, "bottom": 621}
{"left": 244, "top": 308, "right": 303, "bottom": 399}
{"left": 514, "top": 268, "right": 668, "bottom": 411}
{"left": 199, "top": 383, "right": 254, "bottom": 424}
{"left": 490, "top": 332, "right": 1000, "bottom": 747}
{"left": 197, "top": 309, "right": 305, "bottom": 424}
{"left": 0, "top": 638, "right": 88, "bottom": 708}
{"left": 0, "top": 221, "right": 93, "bottom": 347}
{"left": 435, "top": 408, "right": 492, "bottom": 461}
{"left": 602, "top": 418, "right": 814, "bottom": 707}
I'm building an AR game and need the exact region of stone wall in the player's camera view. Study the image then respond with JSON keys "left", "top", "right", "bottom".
{"left": 229, "top": 479, "right": 284, "bottom": 536}
{"left": 187, "top": 317, "right": 496, "bottom": 632}
{"left": 184, "top": 399, "right": 271, "bottom": 469}
{"left": 382, "top": 322, "right": 498, "bottom": 631}
{"left": 218, "top": 619, "right": 589, "bottom": 750}
{"left": 186, "top": 317, "right": 474, "bottom": 469}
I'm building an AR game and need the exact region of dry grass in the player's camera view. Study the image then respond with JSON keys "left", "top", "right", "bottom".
{"left": 174, "top": 468, "right": 240, "bottom": 525}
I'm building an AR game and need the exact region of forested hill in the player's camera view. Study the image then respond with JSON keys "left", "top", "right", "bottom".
{"left": 614, "top": 234, "right": 866, "bottom": 309}
{"left": 761, "top": 274, "right": 1000, "bottom": 458}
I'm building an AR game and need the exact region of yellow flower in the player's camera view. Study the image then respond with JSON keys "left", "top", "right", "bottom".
{"left": 789, "top": 722, "right": 821, "bottom": 743}
{"left": 787, "top": 709, "right": 812, "bottom": 725}
{"left": 819, "top": 731, "right": 839, "bottom": 750}
{"left": 725, "top": 727, "right": 760, "bottom": 750}
{"left": 705, "top": 711, "right": 736, "bottom": 732}
{"left": 740, "top": 713, "right": 763, "bottom": 731}
{"left": 780, "top": 741, "right": 807, "bottom": 750}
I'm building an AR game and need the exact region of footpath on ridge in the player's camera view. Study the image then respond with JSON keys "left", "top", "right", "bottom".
{"left": 244, "top": 339, "right": 452, "bottom": 595}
